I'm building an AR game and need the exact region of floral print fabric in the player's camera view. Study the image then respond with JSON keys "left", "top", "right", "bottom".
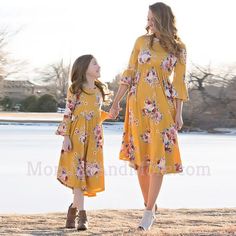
{"left": 119, "top": 35, "right": 189, "bottom": 174}
{"left": 56, "top": 87, "right": 109, "bottom": 196}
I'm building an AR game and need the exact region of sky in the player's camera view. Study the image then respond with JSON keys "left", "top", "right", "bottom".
{"left": 1, "top": 0, "right": 236, "bottom": 83}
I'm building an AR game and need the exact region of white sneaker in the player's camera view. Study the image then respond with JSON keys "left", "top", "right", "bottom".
{"left": 144, "top": 203, "right": 158, "bottom": 218}
{"left": 138, "top": 209, "right": 155, "bottom": 231}
{"left": 152, "top": 204, "right": 158, "bottom": 218}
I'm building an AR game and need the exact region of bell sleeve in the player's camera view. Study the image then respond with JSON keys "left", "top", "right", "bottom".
{"left": 119, "top": 37, "right": 140, "bottom": 87}
{"left": 55, "top": 87, "right": 77, "bottom": 136}
{"left": 172, "top": 45, "right": 189, "bottom": 101}
{"left": 100, "top": 110, "right": 111, "bottom": 124}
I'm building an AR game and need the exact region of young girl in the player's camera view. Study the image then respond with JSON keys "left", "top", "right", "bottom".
{"left": 56, "top": 54, "right": 111, "bottom": 231}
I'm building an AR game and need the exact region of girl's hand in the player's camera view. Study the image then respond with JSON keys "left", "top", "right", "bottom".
{"left": 109, "top": 103, "right": 122, "bottom": 119}
{"left": 63, "top": 136, "right": 72, "bottom": 152}
{"left": 175, "top": 113, "right": 183, "bottom": 131}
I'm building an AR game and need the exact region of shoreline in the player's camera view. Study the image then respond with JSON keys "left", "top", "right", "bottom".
{"left": 1, "top": 208, "right": 235, "bottom": 235}
{"left": 0, "top": 112, "right": 236, "bottom": 134}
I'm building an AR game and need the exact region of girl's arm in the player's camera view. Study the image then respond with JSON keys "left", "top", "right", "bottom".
{"left": 100, "top": 110, "right": 112, "bottom": 123}
{"left": 63, "top": 136, "right": 72, "bottom": 152}
{"left": 56, "top": 87, "right": 76, "bottom": 151}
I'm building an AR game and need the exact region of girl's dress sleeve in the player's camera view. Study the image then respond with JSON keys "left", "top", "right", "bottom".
{"left": 56, "top": 88, "right": 77, "bottom": 136}
{"left": 172, "top": 45, "right": 189, "bottom": 101}
{"left": 120, "top": 37, "right": 140, "bottom": 87}
{"left": 100, "top": 110, "right": 111, "bottom": 124}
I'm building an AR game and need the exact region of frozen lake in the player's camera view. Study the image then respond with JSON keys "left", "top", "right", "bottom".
{"left": 0, "top": 123, "right": 236, "bottom": 214}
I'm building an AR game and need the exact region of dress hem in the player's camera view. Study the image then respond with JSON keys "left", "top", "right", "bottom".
{"left": 119, "top": 157, "right": 183, "bottom": 175}
{"left": 57, "top": 178, "right": 105, "bottom": 197}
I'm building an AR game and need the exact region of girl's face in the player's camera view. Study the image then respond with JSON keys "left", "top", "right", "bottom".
{"left": 147, "top": 10, "right": 155, "bottom": 33}
{"left": 86, "top": 57, "right": 101, "bottom": 79}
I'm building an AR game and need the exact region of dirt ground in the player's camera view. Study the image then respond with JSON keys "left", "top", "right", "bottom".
{"left": 0, "top": 208, "right": 235, "bottom": 236}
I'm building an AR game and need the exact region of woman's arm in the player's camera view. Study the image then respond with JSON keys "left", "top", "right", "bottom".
{"left": 110, "top": 38, "right": 141, "bottom": 118}
{"left": 175, "top": 99, "right": 183, "bottom": 130}
{"left": 172, "top": 44, "right": 189, "bottom": 130}
{"left": 110, "top": 84, "right": 129, "bottom": 118}
{"left": 176, "top": 99, "right": 183, "bottom": 115}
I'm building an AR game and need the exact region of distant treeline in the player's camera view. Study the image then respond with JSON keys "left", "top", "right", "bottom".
{"left": 0, "top": 94, "right": 58, "bottom": 112}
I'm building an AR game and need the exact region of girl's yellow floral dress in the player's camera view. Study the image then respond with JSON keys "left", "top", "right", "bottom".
{"left": 119, "top": 35, "right": 189, "bottom": 174}
{"left": 56, "top": 86, "right": 109, "bottom": 197}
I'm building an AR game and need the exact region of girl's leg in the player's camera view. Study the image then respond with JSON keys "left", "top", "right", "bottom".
{"left": 72, "top": 188, "right": 88, "bottom": 230}
{"left": 137, "top": 166, "right": 150, "bottom": 206}
{"left": 72, "top": 188, "right": 85, "bottom": 210}
{"left": 66, "top": 188, "right": 83, "bottom": 228}
{"left": 146, "top": 173, "right": 163, "bottom": 210}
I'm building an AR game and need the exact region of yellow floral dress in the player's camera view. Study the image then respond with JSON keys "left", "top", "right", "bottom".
{"left": 119, "top": 35, "right": 189, "bottom": 174}
{"left": 56, "top": 86, "right": 109, "bottom": 197}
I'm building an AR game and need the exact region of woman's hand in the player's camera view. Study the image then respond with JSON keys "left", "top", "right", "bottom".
{"left": 175, "top": 99, "right": 184, "bottom": 131}
{"left": 109, "top": 102, "right": 122, "bottom": 119}
{"left": 109, "top": 84, "right": 128, "bottom": 119}
{"left": 175, "top": 112, "right": 183, "bottom": 131}
{"left": 63, "top": 136, "right": 72, "bottom": 152}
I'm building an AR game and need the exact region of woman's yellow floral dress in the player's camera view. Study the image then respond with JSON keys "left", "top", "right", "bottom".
{"left": 119, "top": 35, "right": 189, "bottom": 174}
{"left": 56, "top": 86, "right": 109, "bottom": 197}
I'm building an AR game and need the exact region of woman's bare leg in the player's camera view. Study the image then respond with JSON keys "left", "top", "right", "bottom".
{"left": 137, "top": 166, "right": 150, "bottom": 206}
{"left": 146, "top": 173, "right": 163, "bottom": 210}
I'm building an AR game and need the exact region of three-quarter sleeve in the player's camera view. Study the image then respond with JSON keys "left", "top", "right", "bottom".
{"left": 120, "top": 37, "right": 140, "bottom": 87}
{"left": 172, "top": 45, "right": 189, "bottom": 101}
{"left": 100, "top": 110, "right": 111, "bottom": 124}
{"left": 56, "top": 87, "right": 77, "bottom": 136}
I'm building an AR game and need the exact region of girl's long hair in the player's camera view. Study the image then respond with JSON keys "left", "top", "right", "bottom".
{"left": 147, "top": 2, "right": 184, "bottom": 58}
{"left": 69, "top": 54, "right": 110, "bottom": 102}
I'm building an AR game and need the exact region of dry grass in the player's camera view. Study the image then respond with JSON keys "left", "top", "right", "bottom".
{"left": 0, "top": 208, "right": 235, "bottom": 236}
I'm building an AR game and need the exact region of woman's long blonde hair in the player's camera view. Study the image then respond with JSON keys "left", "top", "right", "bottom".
{"left": 69, "top": 54, "right": 110, "bottom": 102}
{"left": 147, "top": 2, "right": 183, "bottom": 58}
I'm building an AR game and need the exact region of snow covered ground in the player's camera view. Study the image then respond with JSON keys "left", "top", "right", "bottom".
{"left": 0, "top": 112, "right": 63, "bottom": 122}
{"left": 0, "top": 122, "right": 236, "bottom": 214}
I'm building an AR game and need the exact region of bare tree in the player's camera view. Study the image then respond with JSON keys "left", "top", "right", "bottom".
{"left": 107, "top": 73, "right": 121, "bottom": 94}
{"left": 184, "top": 64, "right": 236, "bottom": 129}
{"left": 189, "top": 64, "right": 234, "bottom": 93}
{"left": 0, "top": 28, "right": 27, "bottom": 79}
{"left": 39, "top": 59, "right": 70, "bottom": 102}
{"left": 0, "top": 29, "right": 8, "bottom": 78}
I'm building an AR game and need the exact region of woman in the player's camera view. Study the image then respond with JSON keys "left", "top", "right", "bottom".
{"left": 110, "top": 2, "right": 189, "bottom": 231}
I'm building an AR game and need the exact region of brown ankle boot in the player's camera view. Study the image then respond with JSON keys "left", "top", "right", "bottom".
{"left": 77, "top": 210, "right": 88, "bottom": 230}
{"left": 65, "top": 204, "right": 77, "bottom": 228}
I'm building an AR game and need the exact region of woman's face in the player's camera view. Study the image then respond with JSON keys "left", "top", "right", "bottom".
{"left": 86, "top": 57, "right": 101, "bottom": 79}
{"left": 147, "top": 10, "right": 155, "bottom": 33}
